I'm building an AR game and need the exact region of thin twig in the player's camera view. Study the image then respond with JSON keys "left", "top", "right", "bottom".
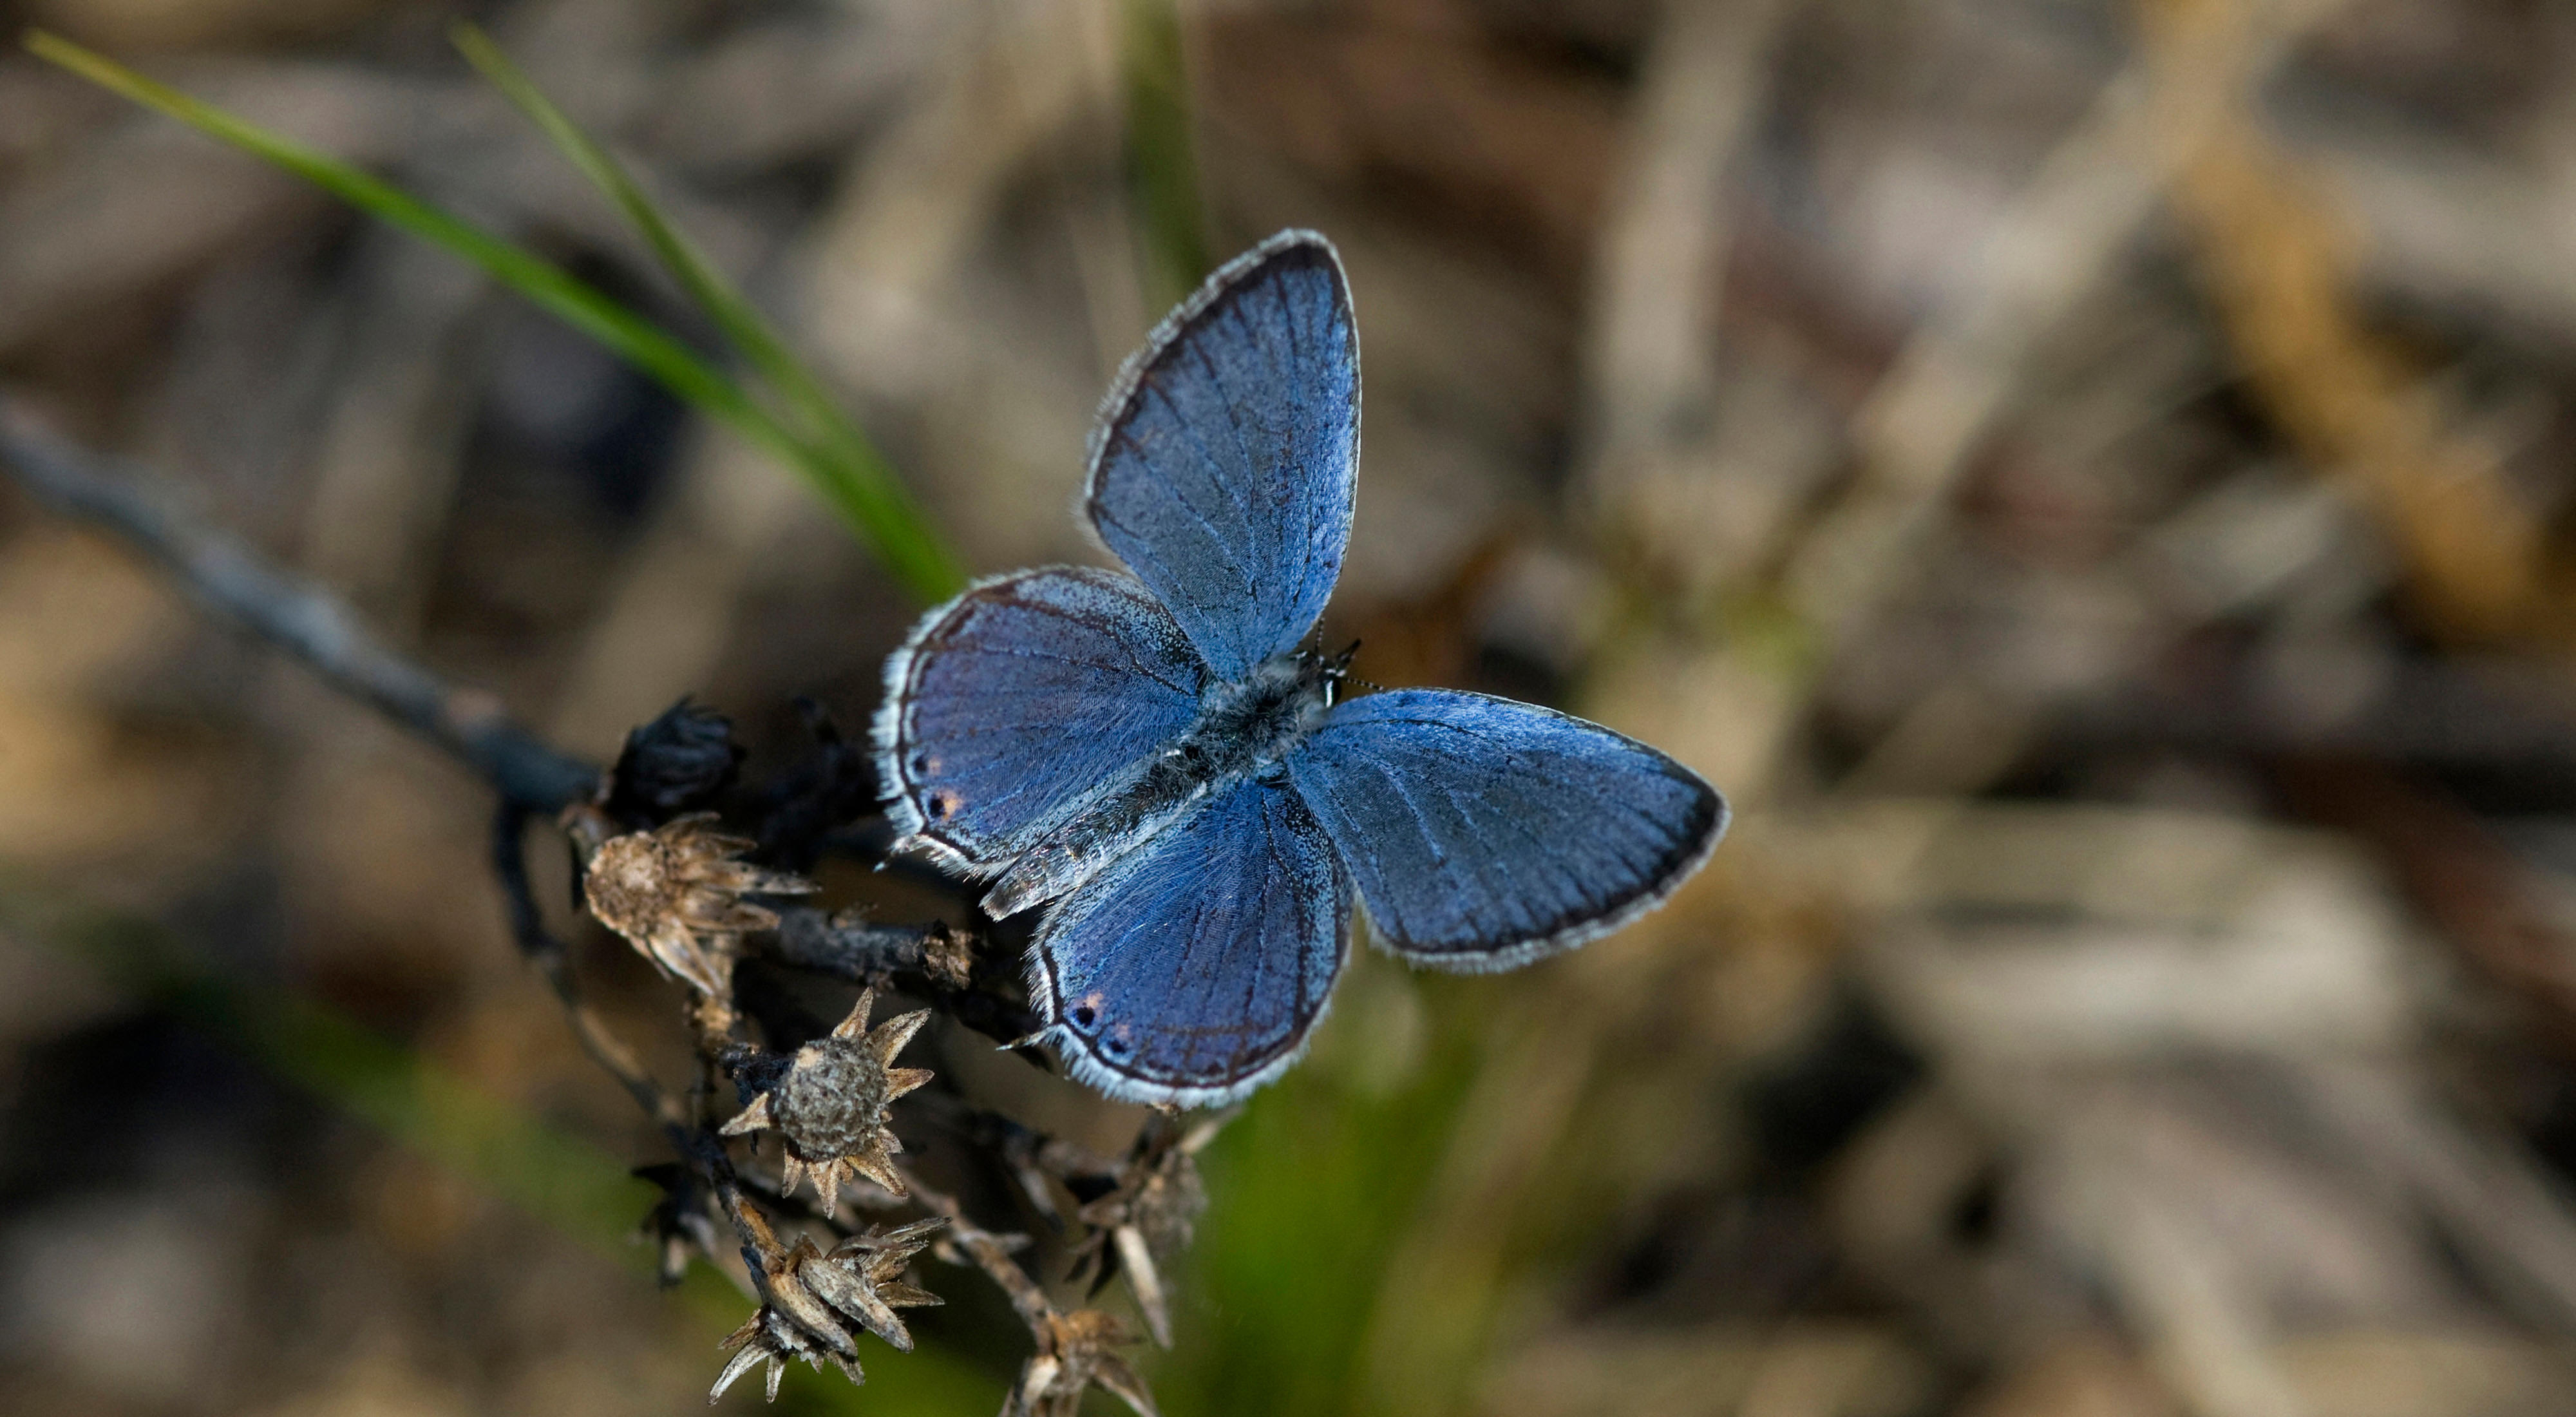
{"left": 904, "top": 1165, "right": 1055, "bottom": 1329}
{"left": 766, "top": 908, "right": 963, "bottom": 978}
{"left": 0, "top": 400, "right": 598, "bottom": 812}
{"left": 492, "top": 803, "right": 690, "bottom": 1128}
{"left": 0, "top": 406, "right": 815, "bottom": 1260}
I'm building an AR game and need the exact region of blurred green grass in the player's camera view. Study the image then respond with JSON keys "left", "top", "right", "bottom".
{"left": 1157, "top": 961, "right": 1490, "bottom": 1417}
{"left": 1121, "top": 0, "right": 1213, "bottom": 310}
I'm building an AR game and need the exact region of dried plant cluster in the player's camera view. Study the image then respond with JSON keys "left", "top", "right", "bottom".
{"left": 556, "top": 701, "right": 1196, "bottom": 1409}
{"left": 0, "top": 401, "right": 1206, "bottom": 1407}
{"left": 714, "top": 1211, "right": 945, "bottom": 1401}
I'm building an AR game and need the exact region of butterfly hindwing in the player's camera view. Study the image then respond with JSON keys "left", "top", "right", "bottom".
{"left": 1032, "top": 774, "right": 1349, "bottom": 1107}
{"left": 875, "top": 567, "right": 1206, "bottom": 871}
{"left": 1085, "top": 229, "right": 1358, "bottom": 681}
{"left": 1285, "top": 690, "right": 1728, "bottom": 971}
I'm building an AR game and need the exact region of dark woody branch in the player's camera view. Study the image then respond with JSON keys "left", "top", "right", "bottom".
{"left": 760, "top": 907, "right": 1045, "bottom": 1048}
{"left": 0, "top": 401, "right": 598, "bottom": 813}
{"left": 767, "top": 906, "right": 969, "bottom": 980}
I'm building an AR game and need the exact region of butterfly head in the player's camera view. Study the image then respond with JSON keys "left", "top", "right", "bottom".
{"left": 1312, "top": 639, "right": 1360, "bottom": 707}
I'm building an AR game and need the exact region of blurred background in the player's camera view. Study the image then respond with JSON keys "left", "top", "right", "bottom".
{"left": 8, "top": 0, "right": 2576, "bottom": 1414}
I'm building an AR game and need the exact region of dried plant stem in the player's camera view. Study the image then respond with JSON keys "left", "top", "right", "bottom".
{"left": 2139, "top": 0, "right": 2546, "bottom": 643}
{"left": 0, "top": 401, "right": 598, "bottom": 812}
{"left": 904, "top": 1166, "right": 1054, "bottom": 1327}
{"left": 762, "top": 908, "right": 1041, "bottom": 1047}
{"left": 492, "top": 803, "right": 690, "bottom": 1129}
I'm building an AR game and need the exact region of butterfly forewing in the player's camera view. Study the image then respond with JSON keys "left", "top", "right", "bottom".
{"left": 1285, "top": 690, "right": 1728, "bottom": 971}
{"left": 874, "top": 567, "right": 1206, "bottom": 871}
{"left": 1084, "top": 229, "right": 1358, "bottom": 681}
{"left": 1032, "top": 775, "right": 1349, "bottom": 1107}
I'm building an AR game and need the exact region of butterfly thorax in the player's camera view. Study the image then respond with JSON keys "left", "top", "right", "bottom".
{"left": 1184, "top": 652, "right": 1339, "bottom": 775}
{"left": 978, "top": 651, "right": 1340, "bottom": 921}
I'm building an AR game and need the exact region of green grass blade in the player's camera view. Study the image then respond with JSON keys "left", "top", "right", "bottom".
{"left": 27, "top": 28, "right": 967, "bottom": 605}
{"left": 450, "top": 24, "right": 965, "bottom": 603}
{"left": 22, "top": 33, "right": 790, "bottom": 464}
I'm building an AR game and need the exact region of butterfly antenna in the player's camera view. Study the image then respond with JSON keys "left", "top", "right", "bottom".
{"left": 1325, "top": 640, "right": 1376, "bottom": 698}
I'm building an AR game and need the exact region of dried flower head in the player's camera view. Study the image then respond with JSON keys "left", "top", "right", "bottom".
{"left": 603, "top": 697, "right": 744, "bottom": 826}
{"left": 712, "top": 1214, "right": 947, "bottom": 1402}
{"left": 1007, "top": 1308, "right": 1159, "bottom": 1417}
{"left": 585, "top": 813, "right": 813, "bottom": 996}
{"left": 723, "top": 988, "right": 934, "bottom": 1212}
{"left": 1072, "top": 1112, "right": 1224, "bottom": 1347}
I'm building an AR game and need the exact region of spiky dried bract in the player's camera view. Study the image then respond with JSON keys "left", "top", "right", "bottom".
{"left": 1007, "top": 1309, "right": 1159, "bottom": 1417}
{"left": 1073, "top": 1112, "right": 1224, "bottom": 1347}
{"left": 586, "top": 813, "right": 813, "bottom": 995}
{"left": 721, "top": 989, "right": 935, "bottom": 1211}
{"left": 1080, "top": 1130, "right": 1211, "bottom": 1255}
{"left": 710, "top": 1217, "right": 947, "bottom": 1403}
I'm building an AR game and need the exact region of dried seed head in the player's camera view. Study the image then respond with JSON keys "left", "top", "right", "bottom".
{"left": 604, "top": 698, "right": 743, "bottom": 826}
{"left": 1092, "top": 1139, "right": 1209, "bottom": 1256}
{"left": 585, "top": 813, "right": 813, "bottom": 996}
{"left": 1008, "top": 1308, "right": 1159, "bottom": 1417}
{"left": 1071, "top": 1111, "right": 1225, "bottom": 1347}
{"left": 723, "top": 989, "right": 935, "bottom": 1212}
{"left": 710, "top": 1217, "right": 947, "bottom": 1403}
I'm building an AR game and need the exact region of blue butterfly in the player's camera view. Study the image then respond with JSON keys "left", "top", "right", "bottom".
{"left": 875, "top": 230, "right": 1728, "bottom": 1107}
